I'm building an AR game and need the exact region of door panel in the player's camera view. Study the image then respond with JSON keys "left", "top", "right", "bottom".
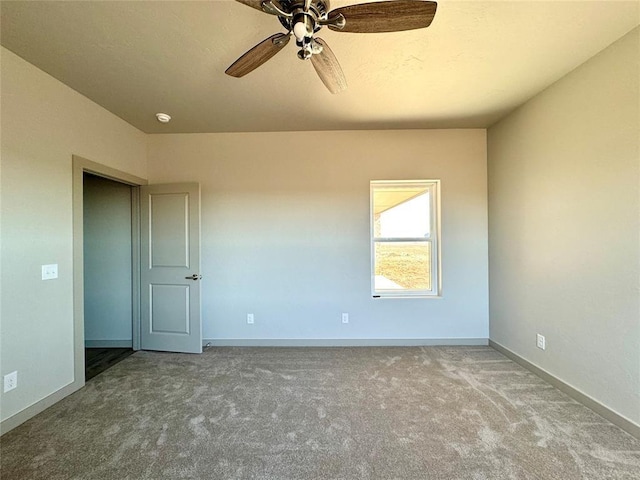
{"left": 150, "top": 193, "right": 189, "bottom": 267}
{"left": 150, "top": 284, "right": 190, "bottom": 334}
{"left": 141, "top": 183, "right": 201, "bottom": 353}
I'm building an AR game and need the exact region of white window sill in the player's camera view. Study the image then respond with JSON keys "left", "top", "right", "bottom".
{"left": 372, "top": 294, "right": 443, "bottom": 299}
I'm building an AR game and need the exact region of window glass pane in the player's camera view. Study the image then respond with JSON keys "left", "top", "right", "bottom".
{"left": 373, "top": 186, "right": 430, "bottom": 238}
{"left": 374, "top": 241, "right": 431, "bottom": 291}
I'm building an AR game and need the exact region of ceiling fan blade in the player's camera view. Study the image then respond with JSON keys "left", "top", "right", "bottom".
{"left": 226, "top": 33, "right": 290, "bottom": 78}
{"left": 234, "top": 0, "right": 285, "bottom": 14}
{"left": 310, "top": 38, "right": 347, "bottom": 94}
{"left": 234, "top": 0, "right": 265, "bottom": 12}
{"left": 328, "top": 0, "right": 437, "bottom": 33}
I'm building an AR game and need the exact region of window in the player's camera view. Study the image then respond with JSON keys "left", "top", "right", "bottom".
{"left": 370, "top": 180, "right": 441, "bottom": 297}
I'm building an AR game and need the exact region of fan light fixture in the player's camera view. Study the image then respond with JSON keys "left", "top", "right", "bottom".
{"left": 293, "top": 15, "right": 314, "bottom": 40}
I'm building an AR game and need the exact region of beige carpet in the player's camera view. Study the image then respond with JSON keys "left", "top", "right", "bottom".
{"left": 1, "top": 346, "right": 639, "bottom": 479}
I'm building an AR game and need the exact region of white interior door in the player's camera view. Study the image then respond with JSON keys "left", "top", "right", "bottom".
{"left": 140, "top": 183, "right": 202, "bottom": 353}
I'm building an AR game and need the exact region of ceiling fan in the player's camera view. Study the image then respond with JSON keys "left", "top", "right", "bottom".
{"left": 225, "top": 0, "right": 438, "bottom": 93}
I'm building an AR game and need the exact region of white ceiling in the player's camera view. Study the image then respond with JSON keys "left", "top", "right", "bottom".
{"left": 1, "top": 1, "right": 638, "bottom": 134}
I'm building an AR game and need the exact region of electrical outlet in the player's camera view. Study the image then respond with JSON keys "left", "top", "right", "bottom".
{"left": 41, "top": 264, "right": 58, "bottom": 280}
{"left": 247, "top": 313, "right": 254, "bottom": 324}
{"left": 536, "top": 334, "right": 546, "bottom": 350}
{"left": 342, "top": 313, "right": 349, "bottom": 324}
{"left": 4, "top": 371, "right": 17, "bottom": 392}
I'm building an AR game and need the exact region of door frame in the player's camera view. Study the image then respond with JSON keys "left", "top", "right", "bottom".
{"left": 72, "top": 155, "right": 147, "bottom": 387}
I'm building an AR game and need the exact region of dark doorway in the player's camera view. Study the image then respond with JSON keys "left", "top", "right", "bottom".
{"left": 83, "top": 173, "right": 134, "bottom": 380}
{"left": 85, "top": 348, "right": 135, "bottom": 380}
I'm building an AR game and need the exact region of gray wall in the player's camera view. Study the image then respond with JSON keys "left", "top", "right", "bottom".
{"left": 0, "top": 47, "right": 147, "bottom": 427}
{"left": 148, "top": 129, "right": 489, "bottom": 344}
{"left": 83, "top": 174, "right": 133, "bottom": 346}
{"left": 487, "top": 28, "right": 639, "bottom": 425}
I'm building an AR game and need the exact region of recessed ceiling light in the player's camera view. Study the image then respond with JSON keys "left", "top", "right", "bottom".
{"left": 156, "top": 113, "right": 171, "bottom": 123}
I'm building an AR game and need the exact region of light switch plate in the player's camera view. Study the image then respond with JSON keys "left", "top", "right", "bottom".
{"left": 42, "top": 264, "right": 58, "bottom": 280}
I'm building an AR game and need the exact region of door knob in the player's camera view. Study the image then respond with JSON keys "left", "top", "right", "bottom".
{"left": 185, "top": 274, "right": 202, "bottom": 280}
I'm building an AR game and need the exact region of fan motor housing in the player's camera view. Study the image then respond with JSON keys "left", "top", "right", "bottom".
{"left": 278, "top": 0, "right": 330, "bottom": 32}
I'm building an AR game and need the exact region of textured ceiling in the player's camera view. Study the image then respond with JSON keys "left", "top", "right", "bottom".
{"left": 1, "top": 1, "right": 638, "bottom": 134}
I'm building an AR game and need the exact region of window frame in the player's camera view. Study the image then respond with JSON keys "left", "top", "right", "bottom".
{"left": 370, "top": 179, "right": 441, "bottom": 298}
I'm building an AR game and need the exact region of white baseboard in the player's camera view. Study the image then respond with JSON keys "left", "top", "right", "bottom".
{"left": 489, "top": 340, "right": 639, "bottom": 440}
{"left": 84, "top": 340, "right": 133, "bottom": 348}
{"left": 203, "top": 338, "right": 489, "bottom": 347}
{"left": 1, "top": 380, "right": 83, "bottom": 436}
